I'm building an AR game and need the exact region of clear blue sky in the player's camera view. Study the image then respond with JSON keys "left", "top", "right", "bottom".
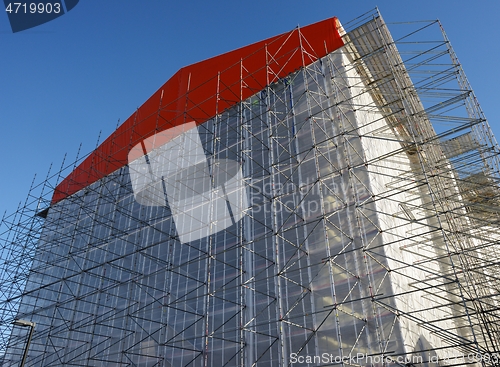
{"left": 1, "top": 0, "right": 499, "bottom": 218}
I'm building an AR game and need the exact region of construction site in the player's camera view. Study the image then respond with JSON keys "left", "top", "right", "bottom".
{"left": 1, "top": 8, "right": 499, "bottom": 367}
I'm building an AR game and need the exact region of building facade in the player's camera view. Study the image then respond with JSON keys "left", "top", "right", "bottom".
{"left": 1, "top": 10, "right": 500, "bottom": 366}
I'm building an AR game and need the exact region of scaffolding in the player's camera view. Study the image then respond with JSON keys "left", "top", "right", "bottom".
{"left": 1, "top": 9, "right": 500, "bottom": 367}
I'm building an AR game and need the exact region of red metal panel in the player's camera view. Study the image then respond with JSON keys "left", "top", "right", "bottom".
{"left": 52, "top": 17, "right": 344, "bottom": 204}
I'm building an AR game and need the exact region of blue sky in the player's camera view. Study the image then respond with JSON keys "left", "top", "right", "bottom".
{"left": 1, "top": 0, "right": 499, "bottom": 218}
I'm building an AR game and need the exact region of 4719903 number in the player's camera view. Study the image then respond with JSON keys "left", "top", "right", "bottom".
{"left": 5, "top": 2, "right": 62, "bottom": 14}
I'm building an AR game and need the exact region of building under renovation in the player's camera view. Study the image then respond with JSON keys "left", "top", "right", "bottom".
{"left": 1, "top": 9, "right": 500, "bottom": 367}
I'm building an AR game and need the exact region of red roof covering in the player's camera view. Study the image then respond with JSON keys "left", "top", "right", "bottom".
{"left": 52, "top": 17, "right": 344, "bottom": 204}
